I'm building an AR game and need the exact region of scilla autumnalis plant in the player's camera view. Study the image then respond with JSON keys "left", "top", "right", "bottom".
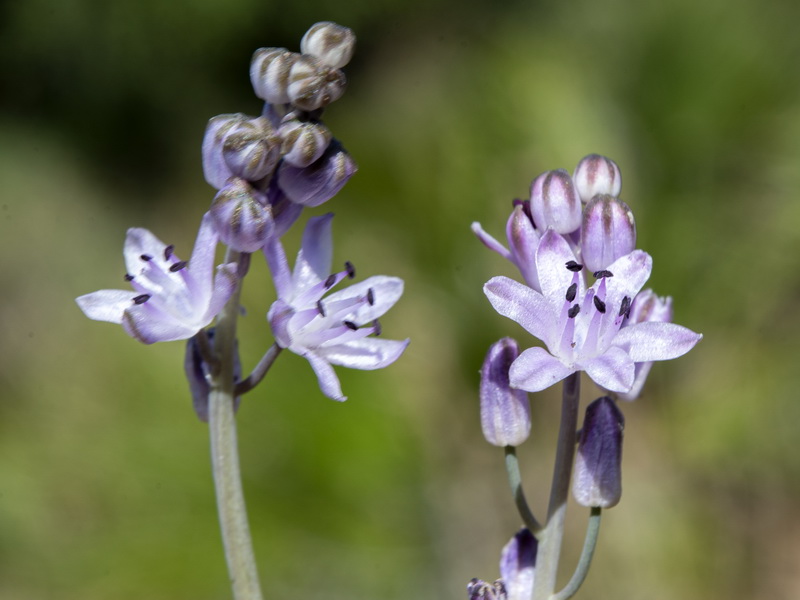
{"left": 469, "top": 156, "right": 702, "bottom": 600}
{"left": 76, "top": 23, "right": 409, "bottom": 600}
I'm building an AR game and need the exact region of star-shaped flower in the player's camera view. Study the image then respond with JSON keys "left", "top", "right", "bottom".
{"left": 484, "top": 230, "right": 701, "bottom": 393}
{"left": 76, "top": 213, "right": 238, "bottom": 343}
{"left": 264, "top": 213, "right": 409, "bottom": 401}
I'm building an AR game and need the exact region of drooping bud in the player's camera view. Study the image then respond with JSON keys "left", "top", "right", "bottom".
{"left": 574, "top": 154, "right": 622, "bottom": 203}
{"left": 529, "top": 169, "right": 582, "bottom": 234}
{"left": 573, "top": 396, "right": 624, "bottom": 508}
{"left": 184, "top": 329, "right": 241, "bottom": 422}
{"left": 202, "top": 114, "right": 281, "bottom": 189}
{"left": 506, "top": 203, "right": 541, "bottom": 292}
{"left": 300, "top": 22, "right": 356, "bottom": 69}
{"left": 250, "top": 47, "right": 298, "bottom": 105}
{"left": 278, "top": 113, "right": 333, "bottom": 167}
{"left": 467, "top": 579, "right": 507, "bottom": 600}
{"left": 480, "top": 338, "right": 531, "bottom": 447}
{"left": 580, "top": 194, "right": 636, "bottom": 272}
{"left": 499, "top": 528, "right": 537, "bottom": 600}
{"left": 209, "top": 177, "right": 274, "bottom": 252}
{"left": 618, "top": 290, "right": 673, "bottom": 401}
{"left": 277, "top": 140, "right": 357, "bottom": 207}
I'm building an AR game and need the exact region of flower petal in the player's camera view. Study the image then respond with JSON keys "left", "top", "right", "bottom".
{"left": 318, "top": 337, "right": 409, "bottom": 370}
{"left": 602, "top": 250, "right": 652, "bottom": 312}
{"left": 613, "top": 321, "right": 702, "bottom": 362}
{"left": 187, "top": 213, "right": 222, "bottom": 306}
{"left": 484, "top": 277, "right": 555, "bottom": 344}
{"left": 471, "top": 221, "right": 511, "bottom": 260}
{"left": 509, "top": 346, "right": 575, "bottom": 392}
{"left": 536, "top": 230, "right": 580, "bottom": 303}
{"left": 580, "top": 346, "right": 635, "bottom": 392}
{"left": 304, "top": 351, "right": 346, "bottom": 401}
{"left": 121, "top": 304, "right": 199, "bottom": 344}
{"left": 325, "top": 276, "right": 404, "bottom": 323}
{"left": 201, "top": 263, "right": 239, "bottom": 322}
{"left": 76, "top": 290, "right": 133, "bottom": 324}
{"left": 293, "top": 213, "right": 333, "bottom": 293}
{"left": 264, "top": 235, "right": 293, "bottom": 300}
{"left": 124, "top": 227, "right": 168, "bottom": 276}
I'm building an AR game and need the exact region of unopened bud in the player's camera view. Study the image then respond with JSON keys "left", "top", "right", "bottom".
{"left": 506, "top": 203, "right": 541, "bottom": 292}
{"left": 499, "top": 528, "right": 536, "bottom": 600}
{"left": 210, "top": 177, "right": 274, "bottom": 252}
{"left": 286, "top": 54, "right": 347, "bottom": 112}
{"left": 250, "top": 47, "right": 298, "bottom": 104}
{"left": 301, "top": 22, "right": 356, "bottom": 69}
{"left": 467, "top": 579, "right": 507, "bottom": 600}
{"left": 184, "top": 329, "right": 241, "bottom": 422}
{"left": 580, "top": 194, "right": 636, "bottom": 272}
{"left": 573, "top": 396, "right": 624, "bottom": 508}
{"left": 574, "top": 154, "right": 622, "bottom": 203}
{"left": 278, "top": 114, "right": 333, "bottom": 167}
{"left": 277, "top": 140, "right": 356, "bottom": 207}
{"left": 529, "top": 169, "right": 582, "bottom": 234}
{"left": 480, "top": 338, "right": 531, "bottom": 447}
{"left": 202, "top": 114, "right": 281, "bottom": 189}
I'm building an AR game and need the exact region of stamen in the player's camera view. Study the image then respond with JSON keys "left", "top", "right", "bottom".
{"left": 345, "top": 261, "right": 356, "bottom": 279}
{"left": 133, "top": 294, "right": 151, "bottom": 305}
{"left": 568, "top": 304, "right": 581, "bottom": 319}
{"left": 619, "top": 296, "right": 632, "bottom": 318}
{"left": 566, "top": 261, "right": 583, "bottom": 272}
{"left": 124, "top": 273, "right": 134, "bottom": 282}
{"left": 164, "top": 244, "right": 175, "bottom": 260}
{"left": 317, "top": 299, "right": 326, "bottom": 317}
{"left": 169, "top": 261, "right": 188, "bottom": 272}
{"left": 593, "top": 296, "right": 607, "bottom": 314}
{"left": 367, "top": 288, "right": 375, "bottom": 306}
{"left": 372, "top": 319, "right": 382, "bottom": 336}
{"left": 140, "top": 254, "right": 153, "bottom": 262}
{"left": 594, "top": 270, "right": 614, "bottom": 279}
{"left": 324, "top": 274, "right": 337, "bottom": 288}
{"left": 566, "top": 283, "right": 577, "bottom": 302}
{"left": 344, "top": 320, "right": 358, "bottom": 330}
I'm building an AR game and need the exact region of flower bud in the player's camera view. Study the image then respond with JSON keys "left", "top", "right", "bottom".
{"left": 467, "top": 579, "right": 507, "bottom": 600}
{"left": 202, "top": 114, "right": 281, "bottom": 189}
{"left": 506, "top": 203, "right": 541, "bottom": 292}
{"left": 529, "top": 169, "right": 582, "bottom": 234}
{"left": 184, "top": 329, "right": 241, "bottom": 422}
{"left": 262, "top": 177, "right": 303, "bottom": 237}
{"left": 286, "top": 54, "right": 347, "bottom": 112}
{"left": 572, "top": 397, "right": 624, "bottom": 508}
{"left": 574, "top": 154, "right": 622, "bottom": 203}
{"left": 250, "top": 47, "right": 298, "bottom": 104}
{"left": 210, "top": 177, "right": 274, "bottom": 252}
{"left": 277, "top": 140, "right": 357, "bottom": 207}
{"left": 480, "top": 338, "right": 531, "bottom": 447}
{"left": 300, "top": 22, "right": 356, "bottom": 69}
{"left": 278, "top": 113, "right": 332, "bottom": 167}
{"left": 580, "top": 194, "right": 636, "bottom": 272}
{"left": 499, "top": 528, "right": 536, "bottom": 600}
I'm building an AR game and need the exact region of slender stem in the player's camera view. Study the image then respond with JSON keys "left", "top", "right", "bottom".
{"left": 532, "top": 373, "right": 580, "bottom": 600}
{"left": 208, "top": 249, "right": 264, "bottom": 600}
{"left": 504, "top": 446, "right": 542, "bottom": 533}
{"left": 235, "top": 344, "right": 282, "bottom": 395}
{"left": 553, "top": 508, "right": 602, "bottom": 600}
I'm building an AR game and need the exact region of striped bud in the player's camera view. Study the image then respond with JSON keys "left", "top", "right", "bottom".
{"left": 580, "top": 194, "right": 636, "bottom": 272}
{"left": 530, "top": 169, "right": 582, "bottom": 234}
{"left": 300, "top": 22, "right": 356, "bottom": 69}
{"left": 278, "top": 114, "right": 332, "bottom": 167}
{"left": 277, "top": 140, "right": 356, "bottom": 207}
{"left": 210, "top": 177, "right": 274, "bottom": 252}
{"left": 573, "top": 396, "right": 624, "bottom": 508}
{"left": 574, "top": 154, "right": 622, "bottom": 203}
{"left": 250, "top": 47, "right": 298, "bottom": 104}
{"left": 286, "top": 54, "right": 346, "bottom": 111}
{"left": 480, "top": 338, "right": 531, "bottom": 447}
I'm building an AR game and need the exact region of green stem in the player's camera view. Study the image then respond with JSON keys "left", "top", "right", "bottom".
{"left": 532, "top": 373, "right": 580, "bottom": 600}
{"left": 208, "top": 249, "right": 264, "bottom": 600}
{"left": 504, "top": 446, "right": 542, "bottom": 533}
{"left": 553, "top": 507, "right": 602, "bottom": 600}
{"left": 236, "top": 344, "right": 282, "bottom": 395}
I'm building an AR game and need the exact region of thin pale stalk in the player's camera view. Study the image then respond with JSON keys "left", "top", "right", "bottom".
{"left": 553, "top": 507, "right": 602, "bottom": 600}
{"left": 532, "top": 373, "right": 580, "bottom": 600}
{"left": 236, "top": 344, "right": 282, "bottom": 395}
{"left": 504, "top": 446, "right": 542, "bottom": 533}
{"left": 209, "top": 249, "right": 264, "bottom": 600}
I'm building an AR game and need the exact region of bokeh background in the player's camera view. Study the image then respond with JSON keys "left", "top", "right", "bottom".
{"left": 2, "top": 0, "right": 800, "bottom": 598}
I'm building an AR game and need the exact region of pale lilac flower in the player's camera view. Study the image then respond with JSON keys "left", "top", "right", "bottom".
{"left": 76, "top": 213, "right": 238, "bottom": 344}
{"left": 484, "top": 230, "right": 702, "bottom": 393}
{"left": 480, "top": 338, "right": 531, "bottom": 447}
{"left": 573, "top": 154, "right": 622, "bottom": 203}
{"left": 264, "top": 213, "right": 409, "bottom": 401}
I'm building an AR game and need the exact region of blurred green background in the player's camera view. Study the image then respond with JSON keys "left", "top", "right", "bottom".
{"left": 2, "top": 0, "right": 800, "bottom": 598}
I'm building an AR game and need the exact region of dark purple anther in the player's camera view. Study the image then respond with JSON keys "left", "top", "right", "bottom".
{"left": 140, "top": 254, "right": 153, "bottom": 262}
{"left": 372, "top": 319, "right": 382, "bottom": 336}
{"left": 324, "top": 274, "right": 337, "bottom": 288}
{"left": 568, "top": 304, "right": 581, "bottom": 319}
{"left": 593, "top": 296, "right": 607, "bottom": 314}
{"left": 566, "top": 283, "right": 577, "bottom": 302}
{"left": 344, "top": 320, "right": 358, "bottom": 330}
{"left": 124, "top": 274, "right": 134, "bottom": 281}
{"left": 367, "top": 288, "right": 375, "bottom": 306}
{"left": 164, "top": 245, "right": 175, "bottom": 260}
{"left": 317, "top": 299, "right": 326, "bottom": 317}
{"left": 619, "top": 296, "right": 632, "bottom": 318}
{"left": 345, "top": 261, "right": 356, "bottom": 279}
{"left": 566, "top": 260, "right": 583, "bottom": 272}
{"left": 133, "top": 294, "right": 151, "bottom": 305}
{"left": 594, "top": 270, "right": 614, "bottom": 279}
{"left": 169, "top": 261, "right": 188, "bottom": 272}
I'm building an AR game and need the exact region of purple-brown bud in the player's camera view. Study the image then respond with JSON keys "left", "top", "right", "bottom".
{"left": 300, "top": 22, "right": 356, "bottom": 69}
{"left": 574, "top": 154, "right": 622, "bottom": 203}
{"left": 277, "top": 141, "right": 356, "bottom": 207}
{"left": 499, "top": 528, "right": 536, "bottom": 600}
{"left": 529, "top": 169, "right": 582, "bottom": 234}
{"left": 580, "top": 194, "right": 636, "bottom": 272}
{"left": 284, "top": 54, "right": 347, "bottom": 112}
{"left": 506, "top": 204, "right": 541, "bottom": 292}
{"left": 572, "top": 397, "right": 624, "bottom": 508}
{"left": 480, "top": 338, "right": 531, "bottom": 447}
{"left": 278, "top": 114, "right": 333, "bottom": 167}
{"left": 210, "top": 177, "right": 274, "bottom": 252}
{"left": 250, "top": 48, "right": 298, "bottom": 105}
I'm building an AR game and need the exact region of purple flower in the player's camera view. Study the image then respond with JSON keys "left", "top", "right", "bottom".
{"left": 264, "top": 213, "right": 409, "bottom": 401}
{"left": 483, "top": 230, "right": 702, "bottom": 393}
{"left": 573, "top": 396, "right": 625, "bottom": 508}
{"left": 480, "top": 338, "right": 531, "bottom": 447}
{"left": 76, "top": 213, "right": 238, "bottom": 344}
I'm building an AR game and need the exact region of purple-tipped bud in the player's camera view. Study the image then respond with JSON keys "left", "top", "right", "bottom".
{"left": 202, "top": 114, "right": 281, "bottom": 189}
{"left": 480, "top": 338, "right": 531, "bottom": 447}
{"left": 278, "top": 114, "right": 333, "bottom": 167}
{"left": 580, "top": 194, "right": 636, "bottom": 272}
{"left": 301, "top": 22, "right": 356, "bottom": 69}
{"left": 506, "top": 204, "right": 541, "bottom": 292}
{"left": 467, "top": 579, "right": 507, "bottom": 600}
{"left": 184, "top": 329, "right": 241, "bottom": 422}
{"left": 250, "top": 47, "right": 298, "bottom": 105}
{"left": 530, "top": 169, "right": 582, "bottom": 234}
{"left": 574, "top": 154, "right": 622, "bottom": 203}
{"left": 618, "top": 290, "right": 673, "bottom": 401}
{"left": 285, "top": 54, "right": 347, "bottom": 112}
{"left": 277, "top": 140, "right": 357, "bottom": 207}
{"left": 500, "top": 528, "right": 537, "bottom": 600}
{"left": 573, "top": 396, "right": 624, "bottom": 508}
{"left": 210, "top": 177, "right": 274, "bottom": 252}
